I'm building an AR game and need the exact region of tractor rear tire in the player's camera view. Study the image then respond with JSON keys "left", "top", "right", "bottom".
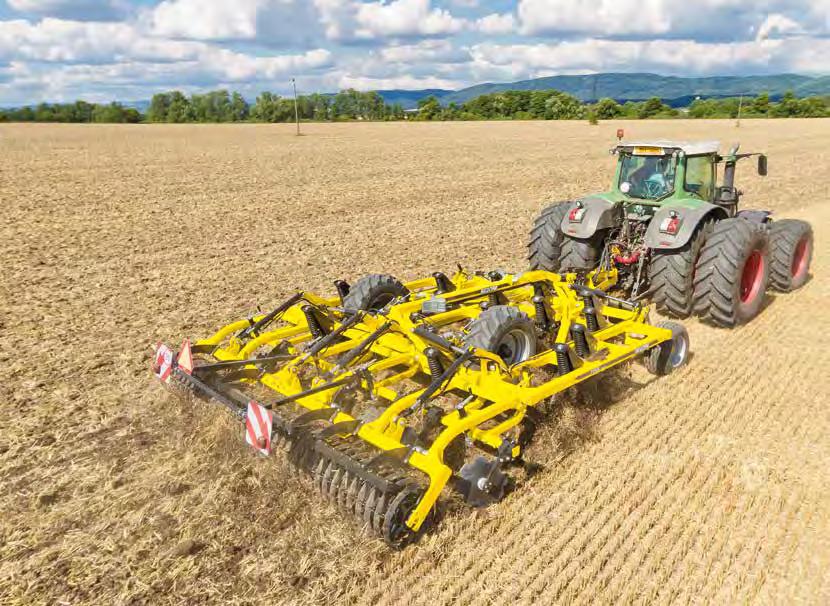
{"left": 692, "top": 218, "right": 770, "bottom": 327}
{"left": 528, "top": 202, "right": 570, "bottom": 272}
{"left": 768, "top": 219, "right": 813, "bottom": 292}
{"left": 648, "top": 220, "right": 713, "bottom": 318}
{"left": 559, "top": 233, "right": 604, "bottom": 272}
{"left": 464, "top": 306, "right": 537, "bottom": 365}
{"left": 644, "top": 321, "right": 690, "bottom": 376}
{"left": 343, "top": 274, "right": 409, "bottom": 312}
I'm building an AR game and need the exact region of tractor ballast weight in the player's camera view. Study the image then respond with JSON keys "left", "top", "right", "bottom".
{"left": 152, "top": 268, "right": 689, "bottom": 547}
{"left": 530, "top": 140, "right": 814, "bottom": 326}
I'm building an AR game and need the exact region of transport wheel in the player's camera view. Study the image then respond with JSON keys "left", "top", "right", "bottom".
{"left": 768, "top": 219, "right": 813, "bottom": 292}
{"left": 559, "top": 232, "right": 604, "bottom": 272}
{"left": 528, "top": 201, "right": 570, "bottom": 272}
{"left": 644, "top": 320, "right": 690, "bottom": 376}
{"left": 382, "top": 486, "right": 423, "bottom": 548}
{"left": 464, "top": 306, "right": 536, "bottom": 365}
{"left": 648, "top": 220, "right": 713, "bottom": 318}
{"left": 692, "top": 218, "right": 770, "bottom": 327}
{"left": 343, "top": 274, "right": 409, "bottom": 312}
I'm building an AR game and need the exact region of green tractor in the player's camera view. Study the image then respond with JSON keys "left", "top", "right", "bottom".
{"left": 529, "top": 141, "right": 814, "bottom": 327}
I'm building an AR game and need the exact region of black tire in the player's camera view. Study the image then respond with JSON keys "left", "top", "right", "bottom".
{"left": 559, "top": 233, "right": 604, "bottom": 271}
{"left": 644, "top": 320, "right": 690, "bottom": 376}
{"left": 692, "top": 218, "right": 770, "bottom": 327}
{"left": 342, "top": 274, "right": 408, "bottom": 312}
{"left": 768, "top": 219, "right": 813, "bottom": 292}
{"left": 648, "top": 220, "right": 713, "bottom": 318}
{"left": 528, "top": 202, "right": 570, "bottom": 272}
{"left": 464, "top": 306, "right": 536, "bottom": 365}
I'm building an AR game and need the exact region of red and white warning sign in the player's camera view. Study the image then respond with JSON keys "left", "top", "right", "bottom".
{"left": 177, "top": 338, "right": 194, "bottom": 375}
{"left": 153, "top": 343, "right": 174, "bottom": 383}
{"left": 245, "top": 401, "right": 272, "bottom": 456}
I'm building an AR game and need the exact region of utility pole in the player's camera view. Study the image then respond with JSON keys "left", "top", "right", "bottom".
{"left": 736, "top": 95, "right": 743, "bottom": 128}
{"left": 291, "top": 78, "right": 300, "bottom": 136}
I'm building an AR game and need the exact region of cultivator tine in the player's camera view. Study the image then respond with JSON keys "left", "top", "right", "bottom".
{"left": 238, "top": 292, "right": 304, "bottom": 340}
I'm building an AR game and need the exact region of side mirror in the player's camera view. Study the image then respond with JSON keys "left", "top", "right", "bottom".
{"left": 758, "top": 154, "right": 768, "bottom": 176}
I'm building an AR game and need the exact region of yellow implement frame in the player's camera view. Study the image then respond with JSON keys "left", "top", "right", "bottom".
{"left": 174, "top": 268, "right": 673, "bottom": 540}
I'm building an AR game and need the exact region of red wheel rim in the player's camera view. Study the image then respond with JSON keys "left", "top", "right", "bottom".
{"left": 740, "top": 250, "right": 765, "bottom": 303}
{"left": 791, "top": 236, "right": 811, "bottom": 279}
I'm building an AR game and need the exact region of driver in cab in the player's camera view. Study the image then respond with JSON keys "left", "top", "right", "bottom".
{"left": 629, "top": 156, "right": 674, "bottom": 199}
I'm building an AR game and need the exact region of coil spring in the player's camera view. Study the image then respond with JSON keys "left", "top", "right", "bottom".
{"left": 488, "top": 292, "right": 500, "bottom": 307}
{"left": 554, "top": 343, "right": 572, "bottom": 376}
{"left": 532, "top": 284, "right": 548, "bottom": 330}
{"left": 571, "top": 324, "right": 590, "bottom": 358}
{"left": 582, "top": 293, "right": 599, "bottom": 332}
{"left": 584, "top": 306, "right": 600, "bottom": 332}
{"left": 425, "top": 347, "right": 443, "bottom": 380}
{"left": 302, "top": 305, "right": 326, "bottom": 339}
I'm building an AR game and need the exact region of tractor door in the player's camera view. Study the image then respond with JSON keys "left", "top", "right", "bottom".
{"left": 684, "top": 155, "right": 715, "bottom": 202}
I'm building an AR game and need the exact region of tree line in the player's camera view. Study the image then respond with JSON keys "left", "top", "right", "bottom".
{"left": 143, "top": 88, "right": 404, "bottom": 123}
{"left": 414, "top": 90, "right": 829, "bottom": 121}
{"left": 2, "top": 88, "right": 827, "bottom": 124}
{"left": 0, "top": 100, "right": 141, "bottom": 123}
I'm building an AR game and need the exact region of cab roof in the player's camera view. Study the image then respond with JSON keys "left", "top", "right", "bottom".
{"left": 616, "top": 140, "right": 720, "bottom": 155}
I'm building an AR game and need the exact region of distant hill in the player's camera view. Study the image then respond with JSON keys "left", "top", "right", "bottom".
{"left": 376, "top": 73, "right": 829, "bottom": 109}
{"left": 373, "top": 88, "right": 453, "bottom": 109}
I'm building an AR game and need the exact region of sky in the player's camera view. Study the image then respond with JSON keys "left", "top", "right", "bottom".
{"left": 1, "top": 0, "right": 829, "bottom": 105}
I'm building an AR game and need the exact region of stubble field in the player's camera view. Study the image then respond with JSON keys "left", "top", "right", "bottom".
{"left": 1, "top": 119, "right": 829, "bottom": 605}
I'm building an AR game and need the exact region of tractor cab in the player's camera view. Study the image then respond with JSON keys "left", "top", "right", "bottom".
{"left": 611, "top": 140, "right": 768, "bottom": 215}
{"left": 612, "top": 140, "right": 720, "bottom": 205}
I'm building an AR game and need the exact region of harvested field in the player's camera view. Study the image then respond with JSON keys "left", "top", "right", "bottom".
{"left": 1, "top": 119, "right": 829, "bottom": 605}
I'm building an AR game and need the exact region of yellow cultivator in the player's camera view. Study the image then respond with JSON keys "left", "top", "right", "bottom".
{"left": 152, "top": 268, "right": 689, "bottom": 546}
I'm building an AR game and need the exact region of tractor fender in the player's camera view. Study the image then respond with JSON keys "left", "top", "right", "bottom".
{"left": 560, "top": 197, "right": 618, "bottom": 239}
{"left": 645, "top": 203, "right": 728, "bottom": 250}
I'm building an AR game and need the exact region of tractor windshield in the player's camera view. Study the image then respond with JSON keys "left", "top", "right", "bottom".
{"left": 618, "top": 153, "right": 675, "bottom": 200}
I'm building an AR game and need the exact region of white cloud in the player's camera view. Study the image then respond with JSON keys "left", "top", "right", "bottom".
{"left": 338, "top": 73, "right": 462, "bottom": 90}
{"left": 518, "top": 0, "right": 672, "bottom": 36}
{"left": 354, "top": 0, "right": 465, "bottom": 40}
{"left": 755, "top": 14, "right": 804, "bottom": 41}
{"left": 475, "top": 13, "right": 515, "bottom": 35}
{"left": 150, "top": 0, "right": 263, "bottom": 40}
{"left": 148, "top": 0, "right": 323, "bottom": 47}
{"left": 7, "top": 0, "right": 126, "bottom": 21}
{"left": 379, "top": 39, "right": 470, "bottom": 64}
{"left": 0, "top": 17, "right": 332, "bottom": 103}
{"left": 0, "top": 18, "right": 202, "bottom": 63}
{"left": 469, "top": 37, "right": 830, "bottom": 80}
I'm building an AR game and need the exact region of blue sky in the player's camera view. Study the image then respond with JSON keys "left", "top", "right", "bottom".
{"left": 1, "top": 1, "right": 828, "bottom": 105}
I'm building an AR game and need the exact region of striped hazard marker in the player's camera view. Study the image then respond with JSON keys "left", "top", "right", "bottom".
{"left": 245, "top": 401, "right": 272, "bottom": 456}
{"left": 153, "top": 343, "right": 174, "bottom": 383}
{"left": 177, "top": 339, "right": 194, "bottom": 375}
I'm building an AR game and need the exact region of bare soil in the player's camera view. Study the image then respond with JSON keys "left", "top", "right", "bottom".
{"left": 1, "top": 119, "right": 828, "bottom": 605}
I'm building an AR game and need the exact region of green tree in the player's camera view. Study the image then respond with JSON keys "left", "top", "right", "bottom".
{"left": 751, "top": 92, "right": 770, "bottom": 116}
{"left": 639, "top": 97, "right": 667, "bottom": 119}
{"left": 595, "top": 97, "right": 621, "bottom": 119}
{"left": 545, "top": 92, "right": 583, "bottom": 120}
{"left": 417, "top": 95, "right": 442, "bottom": 120}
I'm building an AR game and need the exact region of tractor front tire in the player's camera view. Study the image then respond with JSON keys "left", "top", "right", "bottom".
{"left": 528, "top": 202, "right": 570, "bottom": 272}
{"left": 769, "top": 219, "right": 813, "bottom": 292}
{"left": 692, "top": 218, "right": 770, "bottom": 327}
{"left": 343, "top": 274, "right": 409, "bottom": 312}
{"left": 648, "top": 220, "right": 713, "bottom": 318}
{"left": 559, "top": 233, "right": 604, "bottom": 272}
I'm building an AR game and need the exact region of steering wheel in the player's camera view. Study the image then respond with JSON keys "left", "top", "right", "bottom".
{"left": 642, "top": 178, "right": 664, "bottom": 199}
